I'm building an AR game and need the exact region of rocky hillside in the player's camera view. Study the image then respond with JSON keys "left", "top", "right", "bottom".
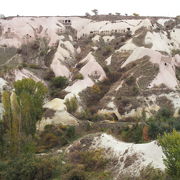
{"left": 1, "top": 16, "right": 180, "bottom": 119}
{"left": 0, "top": 15, "right": 180, "bottom": 178}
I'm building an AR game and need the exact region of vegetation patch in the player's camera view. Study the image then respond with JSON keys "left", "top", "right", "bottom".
{"left": 37, "top": 124, "right": 76, "bottom": 152}
{"left": 62, "top": 147, "right": 112, "bottom": 180}
{"left": 0, "top": 47, "right": 17, "bottom": 65}
{"left": 115, "top": 56, "right": 159, "bottom": 115}
{"left": 65, "top": 96, "right": 78, "bottom": 114}
{"left": 132, "top": 28, "right": 152, "bottom": 48}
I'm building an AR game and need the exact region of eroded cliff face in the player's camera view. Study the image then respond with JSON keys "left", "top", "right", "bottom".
{"left": 1, "top": 16, "right": 180, "bottom": 120}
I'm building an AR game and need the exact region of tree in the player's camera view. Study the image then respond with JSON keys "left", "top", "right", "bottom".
{"left": 0, "top": 14, "right": 5, "bottom": 19}
{"left": 143, "top": 125, "right": 149, "bottom": 141}
{"left": 14, "top": 78, "right": 48, "bottom": 136}
{"left": 115, "top": 12, "right": 121, "bottom": 16}
{"left": 1, "top": 79, "right": 47, "bottom": 156}
{"left": 91, "top": 9, "right": 98, "bottom": 16}
{"left": 1, "top": 91, "right": 22, "bottom": 156}
{"left": 133, "top": 13, "right": 140, "bottom": 16}
{"left": 85, "top": 12, "right": 91, "bottom": 17}
{"left": 158, "top": 130, "right": 180, "bottom": 179}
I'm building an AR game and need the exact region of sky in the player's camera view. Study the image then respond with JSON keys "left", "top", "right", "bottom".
{"left": 0, "top": 0, "right": 179, "bottom": 17}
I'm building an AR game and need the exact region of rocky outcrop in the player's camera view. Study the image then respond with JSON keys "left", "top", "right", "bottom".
{"left": 37, "top": 98, "right": 79, "bottom": 131}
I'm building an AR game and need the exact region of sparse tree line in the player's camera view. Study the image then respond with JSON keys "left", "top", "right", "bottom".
{"left": 85, "top": 9, "right": 140, "bottom": 17}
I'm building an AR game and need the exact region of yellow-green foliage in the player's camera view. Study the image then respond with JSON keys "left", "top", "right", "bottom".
{"left": 1, "top": 79, "right": 47, "bottom": 156}
{"left": 158, "top": 130, "right": 180, "bottom": 178}
{"left": 91, "top": 84, "right": 101, "bottom": 94}
{"left": 14, "top": 78, "right": 48, "bottom": 136}
{"left": 74, "top": 72, "right": 84, "bottom": 80}
{"left": 78, "top": 149, "right": 108, "bottom": 171}
{"left": 65, "top": 96, "right": 78, "bottom": 113}
{"left": 1, "top": 154, "right": 60, "bottom": 180}
{"left": 37, "top": 125, "right": 76, "bottom": 152}
{"left": 2, "top": 91, "right": 21, "bottom": 156}
{"left": 120, "top": 164, "right": 167, "bottom": 180}
{"left": 63, "top": 148, "right": 111, "bottom": 180}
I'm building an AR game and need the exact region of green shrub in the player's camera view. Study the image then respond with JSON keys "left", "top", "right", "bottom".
{"left": 51, "top": 76, "right": 68, "bottom": 89}
{"left": 1, "top": 154, "right": 59, "bottom": 180}
{"left": 66, "top": 126, "right": 76, "bottom": 139}
{"left": 102, "top": 46, "right": 113, "bottom": 57}
{"left": 28, "top": 64, "right": 42, "bottom": 69}
{"left": 132, "top": 86, "right": 139, "bottom": 96}
{"left": 125, "top": 76, "right": 136, "bottom": 86}
{"left": 21, "top": 62, "right": 28, "bottom": 67}
{"left": 65, "top": 96, "right": 78, "bottom": 113}
{"left": 63, "top": 168, "right": 86, "bottom": 180}
{"left": 49, "top": 89, "right": 68, "bottom": 98}
{"left": 120, "top": 164, "right": 168, "bottom": 180}
{"left": 157, "top": 107, "right": 173, "bottom": 119}
{"left": 106, "top": 71, "right": 121, "bottom": 83}
{"left": 69, "top": 149, "right": 108, "bottom": 171}
{"left": 64, "top": 148, "right": 111, "bottom": 180}
{"left": 75, "top": 109, "right": 92, "bottom": 120}
{"left": 74, "top": 72, "right": 84, "bottom": 80}
{"left": 37, "top": 124, "right": 76, "bottom": 152}
{"left": 147, "top": 108, "right": 176, "bottom": 140}
{"left": 121, "top": 124, "right": 143, "bottom": 143}
{"left": 79, "top": 81, "right": 110, "bottom": 110}
{"left": 171, "top": 49, "right": 180, "bottom": 56}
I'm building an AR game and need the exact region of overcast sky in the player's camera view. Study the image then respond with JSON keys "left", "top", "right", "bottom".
{"left": 0, "top": 0, "right": 179, "bottom": 17}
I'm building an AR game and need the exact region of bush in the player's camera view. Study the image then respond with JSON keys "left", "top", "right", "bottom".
{"left": 147, "top": 108, "right": 176, "bottom": 140}
{"left": 65, "top": 96, "right": 78, "bottom": 113}
{"left": 79, "top": 79, "right": 110, "bottom": 112}
{"left": 120, "top": 164, "right": 168, "bottom": 180}
{"left": 148, "top": 120, "right": 174, "bottom": 140}
{"left": 28, "top": 64, "right": 42, "bottom": 69}
{"left": 171, "top": 49, "right": 180, "bottom": 56}
{"left": 121, "top": 124, "right": 143, "bottom": 143}
{"left": 69, "top": 149, "right": 108, "bottom": 171}
{"left": 64, "top": 148, "right": 111, "bottom": 180}
{"left": 125, "top": 76, "right": 136, "bottom": 86}
{"left": 66, "top": 126, "right": 76, "bottom": 139}
{"left": 63, "top": 168, "right": 86, "bottom": 180}
{"left": 132, "top": 86, "right": 139, "bottom": 96}
{"left": 1, "top": 154, "right": 59, "bottom": 180}
{"left": 49, "top": 89, "right": 68, "bottom": 98}
{"left": 102, "top": 46, "right": 113, "bottom": 57}
{"left": 37, "top": 124, "right": 77, "bottom": 152}
{"left": 51, "top": 76, "right": 68, "bottom": 89}
{"left": 107, "top": 71, "right": 121, "bottom": 83}
{"left": 74, "top": 72, "right": 84, "bottom": 80}
{"left": 157, "top": 107, "right": 173, "bottom": 119}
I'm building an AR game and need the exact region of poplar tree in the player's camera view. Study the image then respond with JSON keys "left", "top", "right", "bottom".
{"left": 14, "top": 78, "right": 47, "bottom": 136}
{"left": 1, "top": 78, "right": 47, "bottom": 156}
